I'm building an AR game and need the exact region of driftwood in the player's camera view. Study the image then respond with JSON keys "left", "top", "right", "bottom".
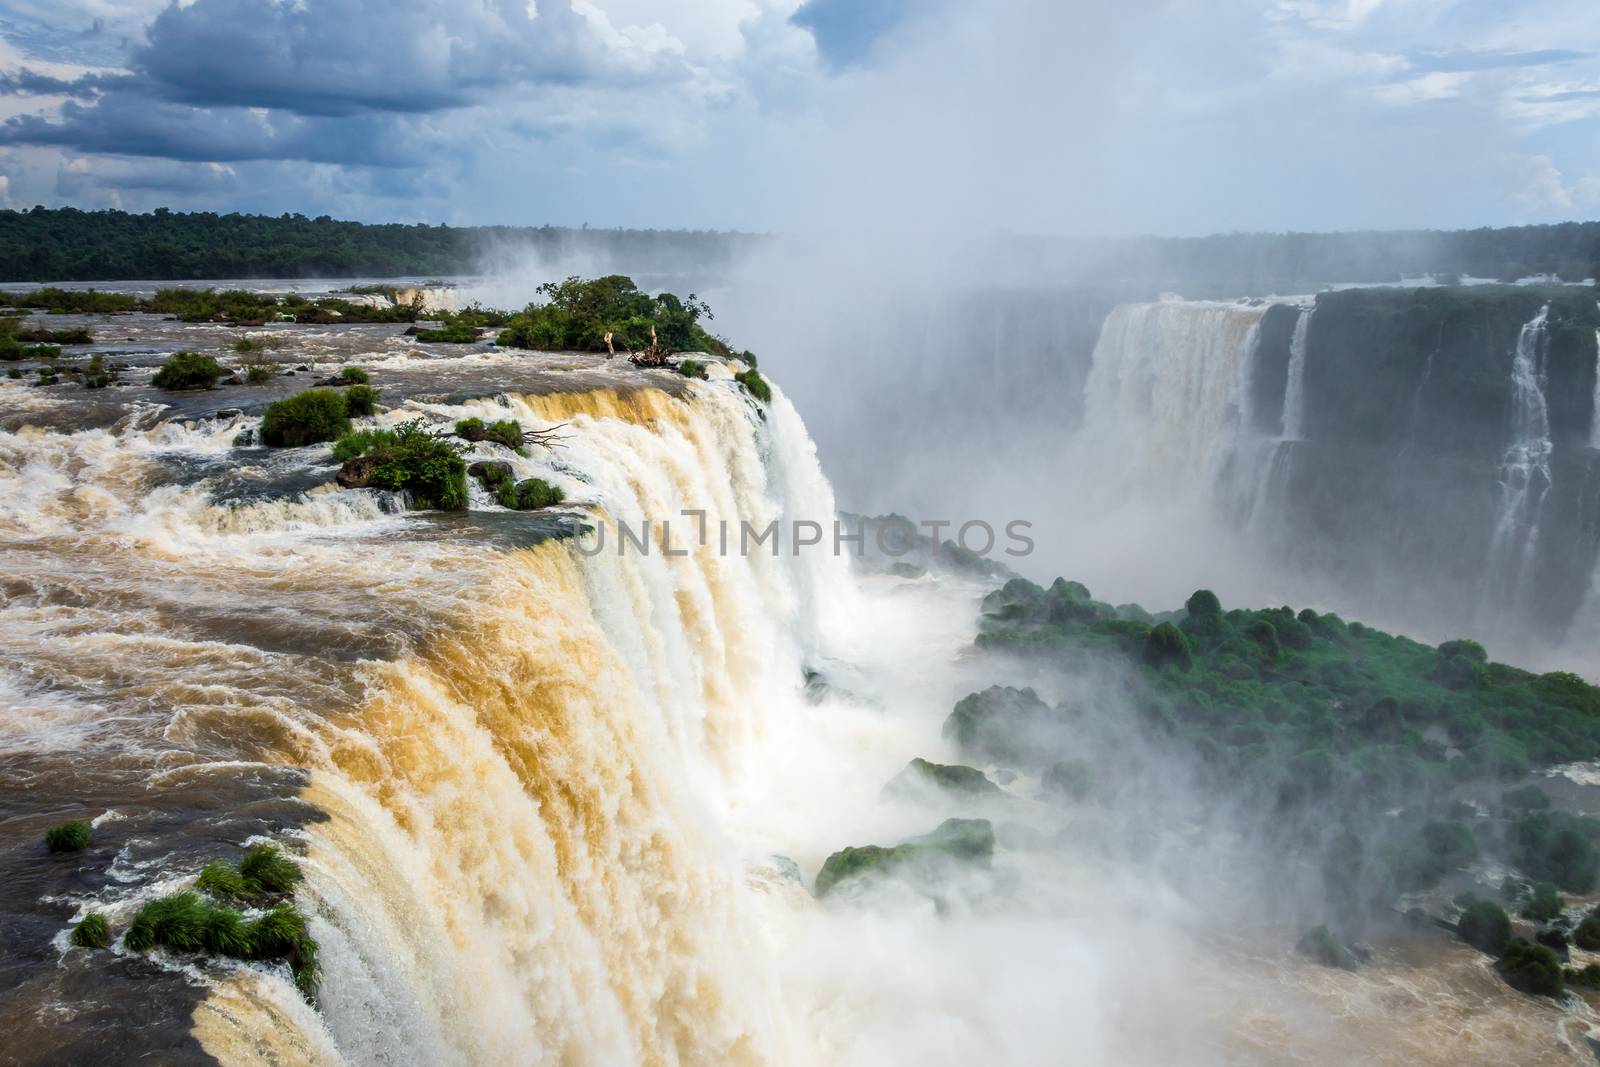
{"left": 523, "top": 422, "right": 569, "bottom": 450}
{"left": 627, "top": 324, "right": 676, "bottom": 368}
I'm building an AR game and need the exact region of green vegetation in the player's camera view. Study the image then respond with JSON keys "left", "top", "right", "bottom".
{"left": 6, "top": 286, "right": 140, "bottom": 312}
{"left": 44, "top": 820, "right": 91, "bottom": 853}
{"left": 1520, "top": 881, "right": 1566, "bottom": 921}
{"left": 1296, "top": 924, "right": 1358, "bottom": 969}
{"left": 82, "top": 354, "right": 114, "bottom": 389}
{"left": 677, "top": 359, "right": 707, "bottom": 379}
{"left": 337, "top": 366, "right": 369, "bottom": 384}
{"left": 455, "top": 417, "right": 527, "bottom": 453}
{"left": 116, "top": 842, "right": 319, "bottom": 996}
{"left": 69, "top": 912, "right": 110, "bottom": 949}
{"left": 412, "top": 323, "right": 480, "bottom": 343}
{"left": 344, "top": 384, "right": 379, "bottom": 417}
{"left": 260, "top": 389, "right": 351, "bottom": 448}
{"left": 1511, "top": 812, "right": 1599, "bottom": 892}
{"left": 1496, "top": 939, "right": 1565, "bottom": 997}
{"left": 1457, "top": 900, "right": 1512, "bottom": 954}
{"left": 0, "top": 207, "right": 759, "bottom": 281}
{"left": 496, "top": 275, "right": 729, "bottom": 356}
{"left": 332, "top": 421, "right": 468, "bottom": 510}
{"left": 942, "top": 685, "right": 1062, "bottom": 769}
{"left": 735, "top": 369, "right": 771, "bottom": 404}
{"left": 814, "top": 818, "right": 995, "bottom": 897}
{"left": 151, "top": 350, "right": 226, "bottom": 390}
{"left": 16, "top": 325, "right": 91, "bottom": 344}
{"left": 501, "top": 477, "right": 564, "bottom": 511}
{"left": 1574, "top": 916, "right": 1600, "bottom": 951}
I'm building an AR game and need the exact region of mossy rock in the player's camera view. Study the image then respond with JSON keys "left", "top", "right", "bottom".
{"left": 1295, "top": 924, "right": 1359, "bottom": 969}
{"left": 942, "top": 686, "right": 1063, "bottom": 768}
{"left": 1041, "top": 759, "right": 1094, "bottom": 801}
{"left": 884, "top": 757, "right": 1002, "bottom": 800}
{"left": 814, "top": 817, "right": 995, "bottom": 898}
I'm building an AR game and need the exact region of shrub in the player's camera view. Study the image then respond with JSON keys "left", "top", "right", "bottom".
{"left": 82, "top": 353, "right": 113, "bottom": 389}
{"left": 338, "top": 366, "right": 370, "bottom": 384}
{"left": 1511, "top": 812, "right": 1599, "bottom": 892}
{"left": 1521, "top": 882, "right": 1565, "bottom": 922}
{"left": 456, "top": 417, "right": 525, "bottom": 452}
{"left": 69, "top": 912, "right": 110, "bottom": 949}
{"left": 246, "top": 363, "right": 274, "bottom": 384}
{"left": 44, "top": 820, "right": 91, "bottom": 853}
{"left": 677, "top": 359, "right": 707, "bottom": 379}
{"left": 412, "top": 323, "right": 479, "bottom": 343}
{"left": 260, "top": 389, "right": 350, "bottom": 448}
{"left": 735, "top": 369, "right": 772, "bottom": 404}
{"left": 1574, "top": 916, "right": 1600, "bottom": 951}
{"left": 201, "top": 907, "right": 252, "bottom": 957}
{"left": 505, "top": 477, "right": 564, "bottom": 511}
{"left": 1496, "top": 938, "right": 1564, "bottom": 997}
{"left": 1457, "top": 900, "right": 1512, "bottom": 954}
{"left": 332, "top": 421, "right": 467, "bottom": 510}
{"left": 1143, "top": 622, "right": 1192, "bottom": 671}
{"left": 343, "top": 384, "right": 378, "bottom": 417}
{"left": 151, "top": 351, "right": 225, "bottom": 390}
{"left": 495, "top": 275, "right": 722, "bottom": 354}
{"left": 1185, "top": 589, "right": 1223, "bottom": 617}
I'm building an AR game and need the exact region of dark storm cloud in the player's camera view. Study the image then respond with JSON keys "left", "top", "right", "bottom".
{"left": 124, "top": 0, "right": 659, "bottom": 117}
{"left": 0, "top": 94, "right": 419, "bottom": 166}
{"left": 0, "top": 0, "right": 690, "bottom": 168}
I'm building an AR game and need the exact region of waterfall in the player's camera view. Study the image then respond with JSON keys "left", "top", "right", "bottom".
{"left": 1590, "top": 304, "right": 1600, "bottom": 450}
{"left": 1075, "top": 300, "right": 1268, "bottom": 510}
{"left": 1281, "top": 309, "right": 1311, "bottom": 441}
{"left": 1483, "top": 304, "right": 1554, "bottom": 613}
{"left": 1, "top": 378, "right": 872, "bottom": 1067}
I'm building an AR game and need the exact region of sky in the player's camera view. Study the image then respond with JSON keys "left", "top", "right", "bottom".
{"left": 0, "top": 0, "right": 1597, "bottom": 235}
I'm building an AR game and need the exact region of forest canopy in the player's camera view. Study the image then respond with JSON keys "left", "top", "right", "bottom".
{"left": 3, "top": 206, "right": 1600, "bottom": 289}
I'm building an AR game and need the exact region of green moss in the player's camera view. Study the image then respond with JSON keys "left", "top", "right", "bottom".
{"left": 1457, "top": 900, "right": 1512, "bottom": 954}
{"left": 44, "top": 820, "right": 90, "bottom": 853}
{"left": 260, "top": 389, "right": 350, "bottom": 448}
{"left": 735, "top": 369, "right": 772, "bottom": 404}
{"left": 151, "top": 351, "right": 225, "bottom": 390}
{"left": 69, "top": 912, "right": 110, "bottom": 949}
{"left": 1496, "top": 938, "right": 1564, "bottom": 997}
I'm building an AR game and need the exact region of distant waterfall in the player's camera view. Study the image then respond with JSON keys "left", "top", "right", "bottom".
{"left": 1281, "top": 309, "right": 1311, "bottom": 441}
{"left": 1076, "top": 300, "right": 1267, "bottom": 510}
{"left": 1483, "top": 304, "right": 1553, "bottom": 612}
{"left": 1590, "top": 305, "right": 1600, "bottom": 449}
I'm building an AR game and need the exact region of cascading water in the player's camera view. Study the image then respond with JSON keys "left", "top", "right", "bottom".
{"left": 1590, "top": 304, "right": 1600, "bottom": 450}
{"left": 1482, "top": 304, "right": 1554, "bottom": 615}
{"left": 1075, "top": 300, "right": 1267, "bottom": 511}
{"left": 1280, "top": 309, "right": 1311, "bottom": 442}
